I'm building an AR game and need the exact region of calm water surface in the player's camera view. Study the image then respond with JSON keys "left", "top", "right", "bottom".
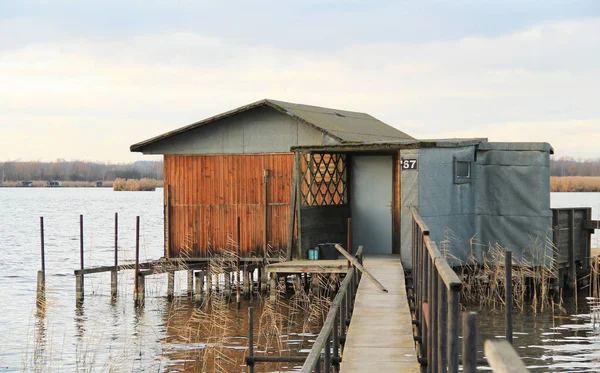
{"left": 0, "top": 188, "right": 313, "bottom": 372}
{"left": 472, "top": 193, "right": 600, "bottom": 372}
{"left": 2, "top": 189, "right": 600, "bottom": 371}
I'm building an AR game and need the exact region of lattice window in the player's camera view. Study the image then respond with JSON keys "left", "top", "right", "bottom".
{"left": 300, "top": 153, "right": 347, "bottom": 206}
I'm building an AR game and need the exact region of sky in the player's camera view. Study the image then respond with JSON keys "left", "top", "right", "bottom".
{"left": 1, "top": 0, "right": 599, "bottom": 162}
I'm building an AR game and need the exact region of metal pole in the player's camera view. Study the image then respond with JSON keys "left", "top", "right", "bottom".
{"left": 505, "top": 250, "right": 513, "bottom": 345}
{"left": 249, "top": 307, "right": 255, "bottom": 373}
{"left": 462, "top": 312, "right": 477, "bottom": 373}
{"left": 79, "top": 214, "right": 84, "bottom": 300}
{"left": 114, "top": 212, "right": 118, "bottom": 267}
{"left": 40, "top": 217, "right": 45, "bottom": 274}
{"left": 79, "top": 215, "right": 84, "bottom": 272}
{"left": 134, "top": 216, "right": 140, "bottom": 304}
{"left": 112, "top": 212, "right": 118, "bottom": 299}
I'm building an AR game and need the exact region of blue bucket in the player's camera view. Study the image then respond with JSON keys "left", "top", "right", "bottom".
{"left": 308, "top": 248, "right": 320, "bottom": 260}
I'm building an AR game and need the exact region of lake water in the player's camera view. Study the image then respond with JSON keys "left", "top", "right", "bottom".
{"left": 1, "top": 189, "right": 600, "bottom": 372}
{"left": 0, "top": 188, "right": 316, "bottom": 372}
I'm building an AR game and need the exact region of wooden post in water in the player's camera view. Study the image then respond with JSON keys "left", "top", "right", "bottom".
{"left": 248, "top": 307, "right": 255, "bottom": 373}
{"left": 37, "top": 217, "right": 46, "bottom": 301}
{"left": 194, "top": 271, "right": 204, "bottom": 304}
{"left": 167, "top": 271, "right": 174, "bottom": 301}
{"left": 207, "top": 270, "right": 213, "bottom": 294}
{"left": 270, "top": 273, "right": 277, "bottom": 302}
{"left": 134, "top": 216, "right": 144, "bottom": 306}
{"left": 187, "top": 270, "right": 194, "bottom": 297}
{"left": 111, "top": 212, "right": 118, "bottom": 299}
{"left": 225, "top": 270, "right": 232, "bottom": 299}
{"left": 243, "top": 264, "right": 250, "bottom": 300}
{"left": 237, "top": 217, "right": 241, "bottom": 308}
{"left": 76, "top": 215, "right": 84, "bottom": 303}
{"left": 505, "top": 250, "right": 513, "bottom": 345}
{"left": 462, "top": 312, "right": 477, "bottom": 373}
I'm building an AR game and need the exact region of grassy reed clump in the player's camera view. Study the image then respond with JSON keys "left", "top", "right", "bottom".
{"left": 112, "top": 178, "right": 158, "bottom": 191}
{"left": 551, "top": 176, "right": 600, "bottom": 192}
{"left": 443, "top": 230, "right": 563, "bottom": 314}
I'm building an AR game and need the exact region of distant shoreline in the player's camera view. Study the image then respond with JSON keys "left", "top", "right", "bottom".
{"left": 0, "top": 179, "right": 164, "bottom": 189}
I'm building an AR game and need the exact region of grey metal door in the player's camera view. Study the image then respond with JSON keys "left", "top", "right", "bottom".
{"left": 351, "top": 156, "right": 393, "bottom": 254}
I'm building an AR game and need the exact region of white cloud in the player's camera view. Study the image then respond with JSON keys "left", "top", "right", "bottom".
{"left": 0, "top": 18, "right": 598, "bottom": 161}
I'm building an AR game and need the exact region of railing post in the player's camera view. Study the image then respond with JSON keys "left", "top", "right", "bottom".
{"left": 448, "top": 288, "right": 460, "bottom": 373}
{"left": 431, "top": 262, "right": 438, "bottom": 373}
{"left": 340, "top": 292, "right": 346, "bottom": 345}
{"left": 248, "top": 307, "right": 255, "bottom": 373}
{"left": 325, "top": 333, "right": 331, "bottom": 373}
{"left": 424, "top": 252, "right": 431, "bottom": 372}
{"left": 505, "top": 250, "right": 513, "bottom": 345}
{"left": 462, "top": 312, "right": 477, "bottom": 373}
{"left": 333, "top": 312, "right": 340, "bottom": 373}
{"left": 438, "top": 275, "right": 447, "bottom": 373}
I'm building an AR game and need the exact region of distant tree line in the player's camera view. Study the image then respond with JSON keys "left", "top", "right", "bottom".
{"left": 551, "top": 157, "right": 600, "bottom": 177}
{"left": 0, "top": 160, "right": 163, "bottom": 182}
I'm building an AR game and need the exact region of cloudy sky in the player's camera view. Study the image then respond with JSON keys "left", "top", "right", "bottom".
{"left": 1, "top": 1, "right": 598, "bottom": 162}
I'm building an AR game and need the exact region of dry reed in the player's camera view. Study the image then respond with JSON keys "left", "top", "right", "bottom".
{"left": 443, "top": 229, "right": 563, "bottom": 313}
{"left": 112, "top": 178, "right": 158, "bottom": 191}
{"left": 551, "top": 176, "right": 600, "bottom": 192}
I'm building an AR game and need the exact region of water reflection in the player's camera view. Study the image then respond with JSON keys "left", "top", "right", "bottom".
{"left": 475, "top": 293, "right": 600, "bottom": 372}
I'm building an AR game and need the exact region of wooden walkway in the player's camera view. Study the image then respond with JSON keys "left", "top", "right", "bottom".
{"left": 341, "top": 255, "right": 420, "bottom": 372}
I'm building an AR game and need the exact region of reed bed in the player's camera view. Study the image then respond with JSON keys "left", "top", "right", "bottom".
{"left": 442, "top": 230, "right": 563, "bottom": 313}
{"left": 112, "top": 178, "right": 159, "bottom": 191}
{"left": 551, "top": 176, "right": 600, "bottom": 192}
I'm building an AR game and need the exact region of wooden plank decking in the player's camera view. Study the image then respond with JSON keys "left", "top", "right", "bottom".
{"left": 264, "top": 259, "right": 348, "bottom": 274}
{"left": 341, "top": 255, "right": 419, "bottom": 372}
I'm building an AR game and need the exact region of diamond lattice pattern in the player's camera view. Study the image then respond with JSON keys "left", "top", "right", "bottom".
{"left": 300, "top": 153, "right": 347, "bottom": 206}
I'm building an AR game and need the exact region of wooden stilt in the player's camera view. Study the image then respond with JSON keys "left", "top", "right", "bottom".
{"left": 167, "top": 271, "right": 175, "bottom": 301}
{"left": 270, "top": 273, "right": 277, "bottom": 302}
{"left": 187, "top": 270, "right": 194, "bottom": 297}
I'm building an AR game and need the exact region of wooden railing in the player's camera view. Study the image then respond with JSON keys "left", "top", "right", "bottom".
{"left": 409, "top": 207, "right": 529, "bottom": 373}
{"left": 245, "top": 247, "right": 363, "bottom": 373}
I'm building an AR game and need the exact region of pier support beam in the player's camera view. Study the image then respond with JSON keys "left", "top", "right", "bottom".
{"left": 243, "top": 264, "right": 250, "bottom": 299}
{"left": 167, "top": 271, "right": 175, "bottom": 301}
{"left": 76, "top": 274, "right": 84, "bottom": 303}
{"left": 270, "top": 273, "right": 277, "bottom": 302}
{"left": 261, "top": 267, "right": 268, "bottom": 294}
{"left": 36, "top": 270, "right": 45, "bottom": 302}
{"left": 195, "top": 271, "right": 204, "bottom": 305}
{"left": 187, "top": 270, "right": 194, "bottom": 297}
{"left": 134, "top": 273, "right": 145, "bottom": 306}
{"left": 207, "top": 271, "right": 213, "bottom": 294}
{"left": 111, "top": 270, "right": 118, "bottom": 300}
{"left": 225, "top": 271, "right": 232, "bottom": 299}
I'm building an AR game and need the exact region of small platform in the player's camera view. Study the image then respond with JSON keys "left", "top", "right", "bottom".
{"left": 265, "top": 259, "right": 348, "bottom": 274}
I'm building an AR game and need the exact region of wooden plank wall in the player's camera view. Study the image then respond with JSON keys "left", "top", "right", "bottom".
{"left": 553, "top": 208, "right": 591, "bottom": 265}
{"left": 164, "top": 154, "right": 293, "bottom": 258}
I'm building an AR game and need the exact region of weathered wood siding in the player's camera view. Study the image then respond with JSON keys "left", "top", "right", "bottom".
{"left": 164, "top": 154, "right": 293, "bottom": 258}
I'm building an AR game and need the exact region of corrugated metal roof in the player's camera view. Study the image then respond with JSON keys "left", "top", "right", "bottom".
{"left": 130, "top": 99, "right": 415, "bottom": 152}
